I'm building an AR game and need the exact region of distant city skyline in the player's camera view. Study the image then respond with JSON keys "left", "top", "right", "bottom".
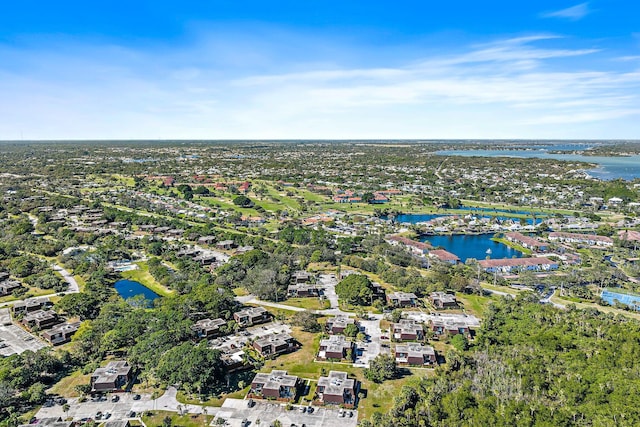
{"left": 1, "top": 1, "right": 639, "bottom": 140}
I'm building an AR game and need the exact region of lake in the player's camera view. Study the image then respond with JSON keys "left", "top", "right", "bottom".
{"left": 436, "top": 149, "right": 640, "bottom": 180}
{"left": 114, "top": 279, "right": 160, "bottom": 306}
{"left": 420, "top": 234, "right": 523, "bottom": 262}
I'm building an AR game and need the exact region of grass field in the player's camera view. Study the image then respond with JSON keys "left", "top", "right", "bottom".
{"left": 48, "top": 369, "right": 91, "bottom": 397}
{"left": 120, "top": 262, "right": 174, "bottom": 297}
{"left": 280, "top": 297, "right": 329, "bottom": 310}
{"left": 142, "top": 411, "right": 211, "bottom": 427}
{"left": 456, "top": 293, "right": 496, "bottom": 317}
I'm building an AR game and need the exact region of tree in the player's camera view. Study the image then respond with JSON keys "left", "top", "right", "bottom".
{"left": 290, "top": 311, "right": 321, "bottom": 332}
{"left": 344, "top": 323, "right": 359, "bottom": 338}
{"left": 364, "top": 354, "right": 398, "bottom": 383}
{"left": 233, "top": 195, "right": 254, "bottom": 208}
{"left": 450, "top": 333, "right": 469, "bottom": 352}
{"left": 335, "top": 274, "right": 374, "bottom": 306}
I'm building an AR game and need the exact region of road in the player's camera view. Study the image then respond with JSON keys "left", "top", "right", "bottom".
{"left": 52, "top": 263, "right": 80, "bottom": 294}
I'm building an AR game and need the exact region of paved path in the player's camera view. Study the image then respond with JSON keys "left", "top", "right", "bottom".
{"left": 52, "top": 263, "right": 80, "bottom": 294}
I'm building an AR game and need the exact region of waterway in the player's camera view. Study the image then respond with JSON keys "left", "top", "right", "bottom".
{"left": 114, "top": 279, "right": 160, "bottom": 306}
{"left": 420, "top": 234, "right": 523, "bottom": 262}
{"left": 436, "top": 148, "right": 640, "bottom": 180}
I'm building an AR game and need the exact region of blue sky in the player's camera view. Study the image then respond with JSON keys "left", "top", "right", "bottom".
{"left": 0, "top": 1, "right": 639, "bottom": 139}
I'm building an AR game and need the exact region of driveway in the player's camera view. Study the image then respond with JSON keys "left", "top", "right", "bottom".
{"left": 354, "top": 318, "right": 385, "bottom": 367}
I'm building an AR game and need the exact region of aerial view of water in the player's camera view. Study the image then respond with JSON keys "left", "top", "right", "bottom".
{"left": 114, "top": 279, "right": 160, "bottom": 306}
{"left": 436, "top": 148, "right": 640, "bottom": 180}
{"left": 420, "top": 233, "right": 523, "bottom": 262}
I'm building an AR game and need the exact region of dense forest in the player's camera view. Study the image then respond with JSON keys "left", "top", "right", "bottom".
{"left": 362, "top": 295, "right": 640, "bottom": 427}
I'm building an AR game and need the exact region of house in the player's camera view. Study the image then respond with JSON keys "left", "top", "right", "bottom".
{"left": 619, "top": 230, "right": 640, "bottom": 243}
{"left": 428, "top": 249, "right": 461, "bottom": 265}
{"left": 316, "top": 371, "right": 358, "bottom": 405}
{"left": 318, "top": 335, "right": 355, "bottom": 360}
{"left": 233, "top": 307, "right": 270, "bottom": 327}
{"left": 478, "top": 257, "right": 559, "bottom": 274}
{"left": 42, "top": 321, "right": 81, "bottom": 345}
{"left": 395, "top": 344, "right": 437, "bottom": 366}
{"left": 548, "top": 232, "right": 613, "bottom": 247}
{"left": 12, "top": 298, "right": 51, "bottom": 315}
{"left": 0, "top": 280, "right": 21, "bottom": 297}
{"left": 505, "top": 232, "right": 548, "bottom": 252}
{"left": 198, "top": 235, "right": 217, "bottom": 245}
{"left": 385, "top": 235, "right": 432, "bottom": 256}
{"left": 250, "top": 370, "right": 301, "bottom": 401}
{"left": 216, "top": 240, "right": 235, "bottom": 250}
{"left": 429, "top": 292, "right": 458, "bottom": 309}
{"left": 90, "top": 360, "right": 132, "bottom": 392}
{"left": 0, "top": 271, "right": 9, "bottom": 281}
{"left": 326, "top": 315, "right": 356, "bottom": 335}
{"left": 386, "top": 291, "right": 418, "bottom": 307}
{"left": 252, "top": 333, "right": 296, "bottom": 357}
{"left": 21, "top": 310, "right": 60, "bottom": 330}
{"left": 287, "top": 284, "right": 320, "bottom": 298}
{"left": 392, "top": 319, "right": 424, "bottom": 341}
{"left": 192, "top": 318, "right": 226, "bottom": 338}
{"left": 292, "top": 270, "right": 313, "bottom": 284}
{"left": 429, "top": 319, "right": 472, "bottom": 338}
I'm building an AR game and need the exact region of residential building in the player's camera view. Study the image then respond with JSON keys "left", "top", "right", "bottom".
{"left": 216, "top": 240, "right": 235, "bottom": 250}
{"left": 395, "top": 344, "right": 437, "bottom": 366}
{"left": 42, "top": 321, "right": 81, "bottom": 345}
{"left": 192, "top": 318, "right": 227, "bottom": 338}
{"left": 0, "top": 280, "right": 21, "bottom": 297}
{"left": 505, "top": 232, "right": 548, "bottom": 252}
{"left": 386, "top": 291, "right": 418, "bottom": 307}
{"left": 12, "top": 298, "right": 51, "bottom": 315}
{"left": 325, "top": 315, "right": 356, "bottom": 335}
{"left": 292, "top": 270, "right": 313, "bottom": 284}
{"left": 392, "top": 319, "right": 424, "bottom": 341}
{"left": 478, "top": 257, "right": 559, "bottom": 273}
{"left": 318, "top": 335, "right": 355, "bottom": 360}
{"left": 90, "top": 361, "right": 132, "bottom": 392}
{"left": 429, "top": 319, "right": 472, "bottom": 338}
{"left": 21, "top": 310, "right": 59, "bottom": 330}
{"left": 287, "top": 284, "right": 320, "bottom": 298}
{"left": 250, "top": 370, "right": 301, "bottom": 401}
{"left": 429, "top": 292, "right": 458, "bottom": 309}
{"left": 252, "top": 333, "right": 296, "bottom": 357}
{"left": 233, "top": 307, "right": 270, "bottom": 327}
{"left": 548, "top": 232, "right": 613, "bottom": 247}
{"left": 428, "top": 249, "right": 461, "bottom": 264}
{"left": 316, "top": 371, "right": 358, "bottom": 405}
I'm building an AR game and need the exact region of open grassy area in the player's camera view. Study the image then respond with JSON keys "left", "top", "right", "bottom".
{"left": 142, "top": 411, "right": 211, "bottom": 427}
{"left": 492, "top": 237, "right": 532, "bottom": 255}
{"left": 48, "top": 369, "right": 91, "bottom": 397}
{"left": 281, "top": 297, "right": 329, "bottom": 311}
{"left": 456, "top": 293, "right": 496, "bottom": 317}
{"left": 120, "top": 262, "right": 174, "bottom": 297}
{"left": 481, "top": 282, "right": 521, "bottom": 296}
{"left": 551, "top": 294, "right": 640, "bottom": 321}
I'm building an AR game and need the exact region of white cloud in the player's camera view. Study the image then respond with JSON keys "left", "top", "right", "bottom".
{"left": 542, "top": 3, "right": 591, "bottom": 21}
{"left": 0, "top": 32, "right": 639, "bottom": 139}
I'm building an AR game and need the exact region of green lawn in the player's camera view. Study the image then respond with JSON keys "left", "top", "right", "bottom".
{"left": 280, "top": 297, "right": 328, "bottom": 311}
{"left": 120, "top": 262, "right": 174, "bottom": 297}
{"left": 142, "top": 411, "right": 211, "bottom": 427}
{"left": 456, "top": 293, "right": 495, "bottom": 317}
{"left": 48, "top": 369, "right": 91, "bottom": 397}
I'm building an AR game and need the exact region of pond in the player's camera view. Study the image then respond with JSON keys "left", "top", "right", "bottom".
{"left": 114, "top": 279, "right": 160, "bottom": 306}
{"left": 390, "top": 212, "right": 542, "bottom": 225}
{"left": 420, "top": 233, "right": 523, "bottom": 263}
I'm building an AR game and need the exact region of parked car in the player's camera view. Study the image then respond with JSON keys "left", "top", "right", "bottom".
{"left": 111, "top": 395, "right": 119, "bottom": 402}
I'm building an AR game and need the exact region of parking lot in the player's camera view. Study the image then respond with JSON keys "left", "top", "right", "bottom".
{"left": 354, "top": 319, "right": 388, "bottom": 368}
{"left": 35, "top": 393, "right": 149, "bottom": 422}
{"left": 217, "top": 398, "right": 358, "bottom": 427}
{"left": 0, "top": 308, "right": 48, "bottom": 356}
